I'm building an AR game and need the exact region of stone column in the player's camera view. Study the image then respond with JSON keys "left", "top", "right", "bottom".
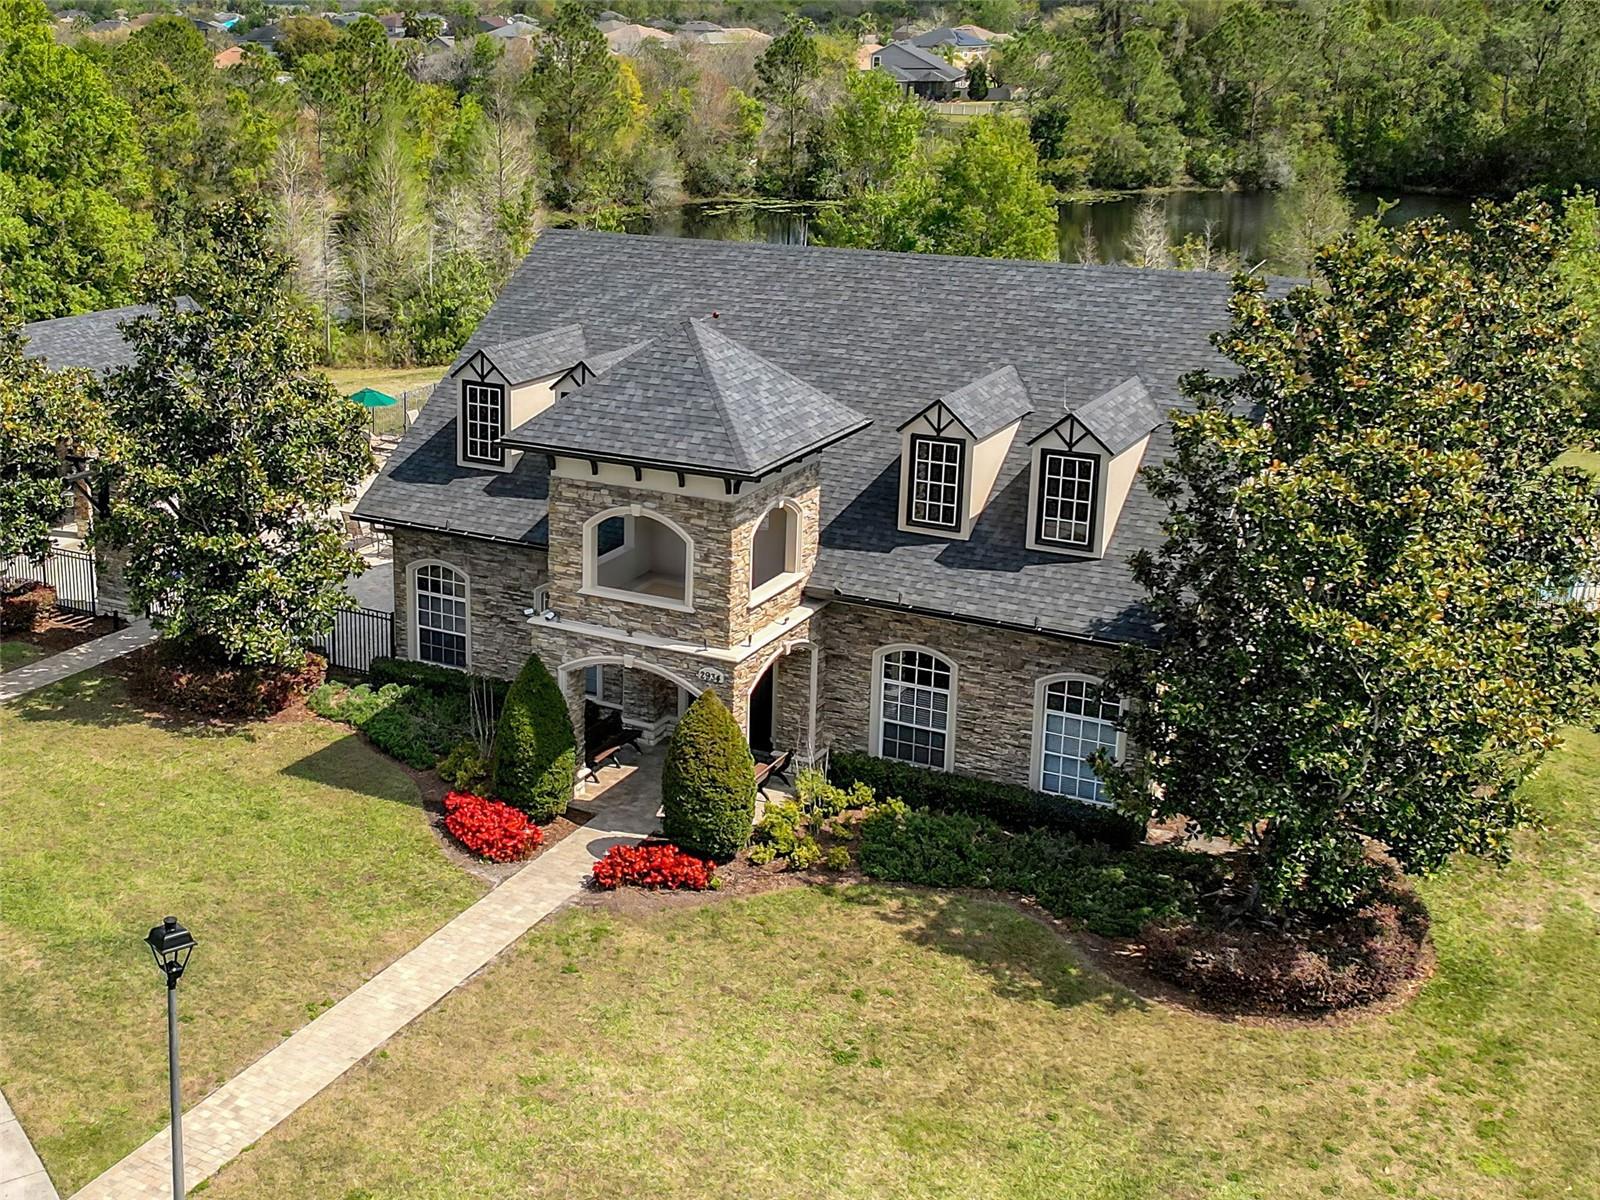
{"left": 93, "top": 542, "right": 135, "bottom": 619}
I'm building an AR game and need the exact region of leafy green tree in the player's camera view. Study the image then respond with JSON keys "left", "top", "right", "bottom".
{"left": 491, "top": 651, "right": 576, "bottom": 821}
{"left": 1105, "top": 198, "right": 1600, "bottom": 916}
{"left": 0, "top": 0, "right": 152, "bottom": 318}
{"left": 0, "top": 294, "right": 100, "bottom": 560}
{"left": 662, "top": 690, "right": 756, "bottom": 860}
{"left": 1559, "top": 190, "right": 1600, "bottom": 426}
{"left": 967, "top": 58, "right": 990, "bottom": 102}
{"left": 96, "top": 202, "right": 373, "bottom": 668}
{"left": 276, "top": 15, "right": 340, "bottom": 70}
{"left": 821, "top": 115, "right": 1057, "bottom": 261}
{"left": 755, "top": 17, "right": 822, "bottom": 197}
{"left": 532, "top": 0, "right": 627, "bottom": 208}
{"left": 819, "top": 67, "right": 927, "bottom": 195}
{"left": 1266, "top": 133, "right": 1353, "bottom": 274}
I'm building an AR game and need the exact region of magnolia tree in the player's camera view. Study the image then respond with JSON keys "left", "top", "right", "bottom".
{"left": 96, "top": 202, "right": 373, "bottom": 668}
{"left": 0, "top": 294, "right": 99, "bottom": 561}
{"left": 1105, "top": 197, "right": 1600, "bottom": 916}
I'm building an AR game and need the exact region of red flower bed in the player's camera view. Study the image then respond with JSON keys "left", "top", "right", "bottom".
{"left": 443, "top": 791, "right": 544, "bottom": 863}
{"left": 591, "top": 841, "right": 714, "bottom": 891}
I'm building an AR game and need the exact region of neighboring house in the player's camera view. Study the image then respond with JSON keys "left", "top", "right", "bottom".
{"left": 909, "top": 25, "right": 990, "bottom": 55}
{"left": 355, "top": 232, "right": 1253, "bottom": 802}
{"left": 241, "top": 21, "right": 284, "bottom": 47}
{"left": 605, "top": 22, "right": 672, "bottom": 55}
{"left": 869, "top": 40, "right": 966, "bottom": 99}
{"left": 213, "top": 44, "right": 244, "bottom": 67}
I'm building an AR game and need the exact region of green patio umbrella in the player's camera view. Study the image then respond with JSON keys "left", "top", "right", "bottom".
{"left": 348, "top": 387, "right": 398, "bottom": 408}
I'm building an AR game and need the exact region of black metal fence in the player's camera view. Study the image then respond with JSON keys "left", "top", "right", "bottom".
{"left": 313, "top": 605, "right": 394, "bottom": 675}
{"left": 1, "top": 548, "right": 97, "bottom": 616}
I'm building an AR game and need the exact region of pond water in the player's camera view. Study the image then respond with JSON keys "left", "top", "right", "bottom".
{"left": 629, "top": 189, "right": 1476, "bottom": 273}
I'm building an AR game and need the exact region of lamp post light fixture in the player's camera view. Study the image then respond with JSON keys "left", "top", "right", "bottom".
{"left": 146, "top": 917, "right": 196, "bottom": 1200}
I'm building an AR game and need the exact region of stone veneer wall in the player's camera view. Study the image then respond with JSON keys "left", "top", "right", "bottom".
{"left": 545, "top": 463, "right": 819, "bottom": 649}
{"left": 814, "top": 603, "right": 1120, "bottom": 789}
{"left": 391, "top": 527, "right": 549, "bottom": 681}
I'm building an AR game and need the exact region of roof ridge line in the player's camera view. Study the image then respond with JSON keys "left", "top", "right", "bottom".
{"left": 685, "top": 316, "right": 761, "bottom": 474}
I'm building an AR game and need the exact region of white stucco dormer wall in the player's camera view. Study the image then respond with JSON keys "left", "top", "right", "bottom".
{"left": 1023, "top": 426, "right": 1152, "bottom": 559}
{"left": 896, "top": 404, "right": 1021, "bottom": 540}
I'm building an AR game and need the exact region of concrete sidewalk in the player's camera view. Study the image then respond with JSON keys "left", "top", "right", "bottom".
{"left": 0, "top": 620, "right": 155, "bottom": 704}
{"left": 0, "top": 1089, "right": 58, "bottom": 1200}
{"left": 75, "top": 759, "right": 663, "bottom": 1199}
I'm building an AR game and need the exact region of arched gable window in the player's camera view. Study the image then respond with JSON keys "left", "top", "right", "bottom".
{"left": 412, "top": 562, "right": 469, "bottom": 669}
{"left": 582, "top": 505, "right": 694, "bottom": 611}
{"left": 749, "top": 499, "right": 803, "bottom": 605}
{"left": 872, "top": 645, "right": 957, "bottom": 771}
{"left": 1033, "top": 675, "right": 1120, "bottom": 803}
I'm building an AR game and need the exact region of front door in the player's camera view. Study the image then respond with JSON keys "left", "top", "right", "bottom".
{"left": 749, "top": 666, "right": 775, "bottom": 758}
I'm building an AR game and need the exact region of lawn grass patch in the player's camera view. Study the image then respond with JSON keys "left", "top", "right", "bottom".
{"left": 0, "top": 670, "right": 484, "bottom": 1191}
{"left": 0, "top": 640, "right": 47, "bottom": 672}
{"left": 200, "top": 730, "right": 1600, "bottom": 1200}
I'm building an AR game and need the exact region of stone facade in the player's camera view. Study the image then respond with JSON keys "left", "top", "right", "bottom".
{"left": 544, "top": 461, "right": 819, "bottom": 648}
{"left": 389, "top": 472, "right": 1114, "bottom": 793}
{"left": 391, "top": 527, "right": 548, "bottom": 681}
{"left": 813, "top": 603, "right": 1120, "bottom": 788}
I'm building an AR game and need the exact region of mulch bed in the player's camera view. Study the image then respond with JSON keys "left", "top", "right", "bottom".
{"left": 3, "top": 609, "right": 121, "bottom": 657}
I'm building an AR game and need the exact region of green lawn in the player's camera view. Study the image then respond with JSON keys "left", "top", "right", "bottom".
{"left": 0, "top": 671, "right": 484, "bottom": 1193}
{"left": 202, "top": 732, "right": 1600, "bottom": 1199}
{"left": 0, "top": 640, "right": 46, "bottom": 672}
{"left": 325, "top": 365, "right": 442, "bottom": 435}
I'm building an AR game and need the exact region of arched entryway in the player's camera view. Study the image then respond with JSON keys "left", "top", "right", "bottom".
{"left": 556, "top": 655, "right": 705, "bottom": 767}
{"left": 748, "top": 659, "right": 777, "bottom": 758}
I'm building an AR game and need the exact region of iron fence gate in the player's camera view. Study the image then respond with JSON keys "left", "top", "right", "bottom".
{"left": 313, "top": 605, "right": 394, "bottom": 675}
{"left": 1, "top": 548, "right": 97, "bottom": 616}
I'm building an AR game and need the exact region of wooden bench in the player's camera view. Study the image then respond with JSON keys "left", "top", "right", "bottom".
{"left": 583, "top": 707, "right": 642, "bottom": 781}
{"left": 753, "top": 748, "right": 793, "bottom": 796}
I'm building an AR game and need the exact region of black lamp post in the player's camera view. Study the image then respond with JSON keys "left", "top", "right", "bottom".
{"left": 146, "top": 917, "right": 196, "bottom": 1200}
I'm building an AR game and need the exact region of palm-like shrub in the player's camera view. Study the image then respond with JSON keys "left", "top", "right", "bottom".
{"left": 490, "top": 652, "right": 576, "bottom": 821}
{"left": 661, "top": 690, "right": 756, "bottom": 859}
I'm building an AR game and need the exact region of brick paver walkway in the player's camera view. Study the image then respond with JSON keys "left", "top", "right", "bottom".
{"left": 0, "top": 1090, "right": 58, "bottom": 1200}
{"left": 0, "top": 620, "right": 155, "bottom": 704}
{"left": 74, "top": 759, "right": 663, "bottom": 1200}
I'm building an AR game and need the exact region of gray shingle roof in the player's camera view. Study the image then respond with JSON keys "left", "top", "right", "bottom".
{"left": 465, "top": 324, "right": 587, "bottom": 386}
{"left": 1033, "top": 375, "right": 1162, "bottom": 455}
{"left": 910, "top": 365, "right": 1032, "bottom": 440}
{"left": 505, "top": 318, "right": 870, "bottom": 477}
{"left": 356, "top": 230, "right": 1274, "bottom": 643}
{"left": 21, "top": 303, "right": 161, "bottom": 373}
{"left": 874, "top": 41, "right": 964, "bottom": 83}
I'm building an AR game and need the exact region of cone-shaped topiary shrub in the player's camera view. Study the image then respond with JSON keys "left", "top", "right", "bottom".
{"left": 490, "top": 651, "right": 576, "bottom": 822}
{"left": 661, "top": 690, "right": 756, "bottom": 860}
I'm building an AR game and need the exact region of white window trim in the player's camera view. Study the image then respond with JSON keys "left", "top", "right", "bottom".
{"left": 1030, "top": 672, "right": 1123, "bottom": 806}
{"left": 747, "top": 498, "right": 805, "bottom": 609}
{"left": 458, "top": 380, "right": 509, "bottom": 470}
{"left": 579, "top": 503, "right": 696, "bottom": 614}
{"left": 869, "top": 643, "right": 958, "bottom": 773}
{"left": 408, "top": 558, "right": 471, "bottom": 671}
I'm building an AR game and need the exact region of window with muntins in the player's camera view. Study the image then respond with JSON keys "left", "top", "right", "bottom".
{"left": 908, "top": 436, "right": 964, "bottom": 531}
{"left": 1037, "top": 450, "right": 1096, "bottom": 549}
{"left": 878, "top": 648, "right": 953, "bottom": 768}
{"left": 1038, "top": 677, "right": 1118, "bottom": 802}
{"left": 461, "top": 382, "right": 505, "bottom": 465}
{"left": 414, "top": 564, "right": 468, "bottom": 668}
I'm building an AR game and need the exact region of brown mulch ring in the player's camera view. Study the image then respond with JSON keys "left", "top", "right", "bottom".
{"left": 4, "top": 609, "right": 121, "bottom": 657}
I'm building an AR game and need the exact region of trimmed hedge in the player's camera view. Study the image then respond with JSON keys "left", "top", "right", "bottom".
{"left": 661, "top": 691, "right": 756, "bottom": 860}
{"left": 368, "top": 656, "right": 510, "bottom": 699}
{"left": 308, "top": 680, "right": 470, "bottom": 768}
{"left": 857, "top": 804, "right": 1211, "bottom": 937}
{"left": 829, "top": 751, "right": 1144, "bottom": 848}
{"left": 133, "top": 646, "right": 327, "bottom": 719}
{"left": 490, "top": 652, "right": 575, "bottom": 822}
{"left": 1, "top": 581, "right": 55, "bottom": 633}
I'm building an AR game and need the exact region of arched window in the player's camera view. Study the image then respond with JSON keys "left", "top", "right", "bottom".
{"left": 583, "top": 506, "right": 693, "bottom": 610}
{"left": 413, "top": 562, "right": 468, "bottom": 668}
{"left": 749, "top": 500, "right": 802, "bottom": 604}
{"left": 1035, "top": 676, "right": 1120, "bottom": 803}
{"left": 873, "top": 646, "right": 956, "bottom": 770}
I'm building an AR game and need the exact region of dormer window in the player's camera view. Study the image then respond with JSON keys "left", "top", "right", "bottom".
{"left": 896, "top": 367, "right": 1031, "bottom": 541}
{"left": 907, "top": 435, "right": 964, "bottom": 531}
{"left": 1035, "top": 450, "right": 1096, "bottom": 550}
{"left": 461, "top": 381, "right": 506, "bottom": 466}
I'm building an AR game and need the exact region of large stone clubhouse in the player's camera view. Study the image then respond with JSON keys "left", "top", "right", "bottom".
{"left": 355, "top": 230, "right": 1245, "bottom": 802}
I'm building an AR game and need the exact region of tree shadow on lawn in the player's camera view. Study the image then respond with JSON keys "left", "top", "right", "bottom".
{"left": 279, "top": 736, "right": 434, "bottom": 810}
{"left": 2, "top": 669, "right": 256, "bottom": 741}
{"left": 836, "top": 885, "right": 1147, "bottom": 1015}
